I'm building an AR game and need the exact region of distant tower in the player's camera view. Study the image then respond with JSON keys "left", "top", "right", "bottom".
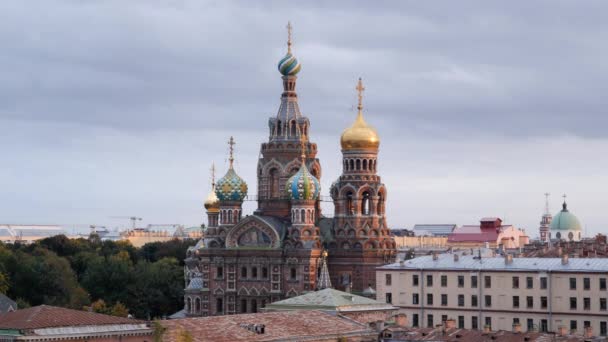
{"left": 539, "top": 192, "right": 552, "bottom": 243}
{"left": 203, "top": 163, "right": 220, "bottom": 235}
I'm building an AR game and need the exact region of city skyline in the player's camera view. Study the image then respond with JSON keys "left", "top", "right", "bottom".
{"left": 1, "top": 1, "right": 607, "bottom": 236}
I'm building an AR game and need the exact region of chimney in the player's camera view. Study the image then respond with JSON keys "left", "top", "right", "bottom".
{"left": 561, "top": 254, "right": 569, "bottom": 265}
{"left": 512, "top": 322, "right": 521, "bottom": 333}
{"left": 375, "top": 320, "right": 385, "bottom": 332}
{"left": 394, "top": 314, "right": 408, "bottom": 328}
{"left": 453, "top": 254, "right": 459, "bottom": 262}
{"left": 558, "top": 325, "right": 568, "bottom": 336}
{"left": 584, "top": 326, "right": 593, "bottom": 338}
{"left": 399, "top": 259, "right": 405, "bottom": 266}
{"left": 445, "top": 318, "right": 456, "bottom": 330}
{"left": 504, "top": 254, "right": 513, "bottom": 265}
{"left": 432, "top": 252, "right": 439, "bottom": 261}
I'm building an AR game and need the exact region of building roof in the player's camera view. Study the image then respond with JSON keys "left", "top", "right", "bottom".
{"left": 263, "top": 288, "right": 395, "bottom": 312}
{"left": 0, "top": 294, "right": 17, "bottom": 314}
{"left": 379, "top": 254, "right": 608, "bottom": 273}
{"left": 0, "top": 305, "right": 141, "bottom": 330}
{"left": 383, "top": 327, "right": 585, "bottom": 342}
{"left": 412, "top": 224, "right": 456, "bottom": 236}
{"left": 160, "top": 310, "right": 375, "bottom": 342}
{"left": 447, "top": 225, "right": 501, "bottom": 243}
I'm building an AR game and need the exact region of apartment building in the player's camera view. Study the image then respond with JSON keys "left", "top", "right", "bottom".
{"left": 376, "top": 253, "right": 608, "bottom": 337}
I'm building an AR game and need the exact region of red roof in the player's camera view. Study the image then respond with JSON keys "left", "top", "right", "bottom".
{"left": 448, "top": 225, "right": 499, "bottom": 243}
{"left": 160, "top": 310, "right": 374, "bottom": 342}
{"left": 0, "top": 305, "right": 141, "bottom": 330}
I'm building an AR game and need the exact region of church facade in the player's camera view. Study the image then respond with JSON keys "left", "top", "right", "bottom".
{"left": 183, "top": 25, "right": 396, "bottom": 317}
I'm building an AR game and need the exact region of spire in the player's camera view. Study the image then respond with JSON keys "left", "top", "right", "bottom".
{"left": 562, "top": 194, "right": 568, "bottom": 211}
{"left": 299, "top": 134, "right": 307, "bottom": 163}
{"left": 316, "top": 250, "right": 332, "bottom": 290}
{"left": 287, "top": 21, "right": 292, "bottom": 54}
{"left": 211, "top": 162, "right": 216, "bottom": 188}
{"left": 544, "top": 192, "right": 550, "bottom": 215}
{"left": 228, "top": 136, "right": 235, "bottom": 169}
{"left": 356, "top": 77, "right": 365, "bottom": 112}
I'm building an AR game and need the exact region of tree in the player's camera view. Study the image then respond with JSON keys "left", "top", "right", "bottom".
{"left": 176, "top": 329, "right": 193, "bottom": 342}
{"left": 111, "top": 302, "right": 129, "bottom": 317}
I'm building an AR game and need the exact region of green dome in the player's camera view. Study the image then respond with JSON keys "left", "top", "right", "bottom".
{"left": 550, "top": 202, "right": 581, "bottom": 231}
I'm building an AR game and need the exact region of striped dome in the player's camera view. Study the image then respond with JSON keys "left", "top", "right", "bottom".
{"left": 286, "top": 163, "right": 320, "bottom": 200}
{"left": 278, "top": 52, "right": 301, "bottom": 76}
{"left": 215, "top": 167, "right": 248, "bottom": 202}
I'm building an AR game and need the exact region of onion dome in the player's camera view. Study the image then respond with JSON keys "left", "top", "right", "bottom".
{"left": 277, "top": 22, "right": 301, "bottom": 76}
{"left": 286, "top": 162, "right": 320, "bottom": 201}
{"left": 204, "top": 184, "right": 220, "bottom": 212}
{"left": 340, "top": 78, "right": 380, "bottom": 151}
{"left": 550, "top": 201, "right": 582, "bottom": 231}
{"left": 215, "top": 137, "right": 248, "bottom": 202}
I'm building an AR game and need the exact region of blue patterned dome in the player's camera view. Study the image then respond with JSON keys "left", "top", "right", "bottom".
{"left": 286, "top": 162, "right": 320, "bottom": 200}
{"left": 278, "top": 52, "right": 301, "bottom": 76}
{"left": 215, "top": 167, "right": 248, "bottom": 202}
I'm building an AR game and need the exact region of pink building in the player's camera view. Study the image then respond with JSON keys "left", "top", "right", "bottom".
{"left": 447, "top": 217, "right": 529, "bottom": 248}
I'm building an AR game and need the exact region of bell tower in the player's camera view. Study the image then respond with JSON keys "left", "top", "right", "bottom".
{"left": 256, "top": 22, "right": 321, "bottom": 218}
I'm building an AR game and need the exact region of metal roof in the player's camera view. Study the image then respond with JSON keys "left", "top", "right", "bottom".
{"left": 264, "top": 288, "right": 395, "bottom": 312}
{"left": 379, "top": 254, "right": 608, "bottom": 273}
{"left": 412, "top": 224, "right": 456, "bottom": 236}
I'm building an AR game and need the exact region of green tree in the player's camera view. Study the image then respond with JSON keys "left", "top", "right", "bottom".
{"left": 82, "top": 253, "right": 133, "bottom": 304}
{"left": 111, "top": 302, "right": 129, "bottom": 317}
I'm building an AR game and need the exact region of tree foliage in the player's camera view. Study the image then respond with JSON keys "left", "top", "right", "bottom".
{"left": 0, "top": 236, "right": 195, "bottom": 318}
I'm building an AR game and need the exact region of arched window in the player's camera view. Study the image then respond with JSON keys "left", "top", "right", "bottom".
{"left": 356, "top": 159, "right": 361, "bottom": 170}
{"left": 363, "top": 159, "right": 368, "bottom": 170}
{"left": 361, "top": 192, "right": 371, "bottom": 215}
{"left": 228, "top": 210, "right": 233, "bottom": 223}
{"left": 301, "top": 209, "right": 306, "bottom": 223}
{"left": 195, "top": 298, "right": 201, "bottom": 313}
{"left": 377, "top": 192, "right": 384, "bottom": 216}
{"left": 346, "top": 192, "right": 354, "bottom": 215}
{"left": 349, "top": 159, "right": 354, "bottom": 171}
{"left": 186, "top": 297, "right": 192, "bottom": 313}
{"left": 277, "top": 120, "right": 282, "bottom": 136}
{"left": 290, "top": 120, "right": 297, "bottom": 136}
{"left": 269, "top": 168, "right": 280, "bottom": 198}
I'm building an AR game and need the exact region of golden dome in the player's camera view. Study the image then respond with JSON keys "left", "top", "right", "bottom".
{"left": 340, "top": 78, "right": 380, "bottom": 151}
{"left": 204, "top": 184, "right": 220, "bottom": 212}
{"left": 340, "top": 112, "right": 380, "bottom": 150}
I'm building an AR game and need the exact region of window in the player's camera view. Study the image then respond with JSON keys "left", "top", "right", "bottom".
{"left": 526, "top": 296, "right": 533, "bottom": 309}
{"left": 513, "top": 318, "right": 520, "bottom": 325}
{"left": 484, "top": 276, "right": 491, "bottom": 288}
{"left": 262, "top": 267, "right": 268, "bottom": 278}
{"left": 290, "top": 267, "right": 297, "bottom": 280}
{"left": 251, "top": 299, "right": 257, "bottom": 313}
{"left": 217, "top": 266, "right": 223, "bottom": 278}
{"left": 427, "top": 275, "right": 433, "bottom": 287}
{"left": 458, "top": 294, "right": 465, "bottom": 307}
{"left": 413, "top": 274, "right": 419, "bottom": 286}
{"left": 412, "top": 293, "right": 419, "bottom": 305}
{"left": 458, "top": 275, "right": 464, "bottom": 288}
{"left": 541, "top": 319, "right": 548, "bottom": 332}
{"left": 472, "top": 316, "right": 478, "bottom": 330}
{"left": 471, "top": 295, "right": 478, "bottom": 307}
{"left": 600, "top": 298, "right": 607, "bottom": 311}
{"left": 570, "top": 277, "right": 576, "bottom": 290}
{"left": 485, "top": 317, "right": 492, "bottom": 330}
{"left": 413, "top": 314, "right": 419, "bottom": 327}
{"left": 241, "top": 299, "right": 248, "bottom": 313}
{"left": 584, "top": 321, "right": 590, "bottom": 328}
{"left": 541, "top": 296, "right": 548, "bottom": 309}
{"left": 601, "top": 321, "right": 607, "bottom": 336}
{"left": 252, "top": 267, "right": 258, "bottom": 278}
{"left": 485, "top": 295, "right": 492, "bottom": 307}
{"left": 386, "top": 293, "right": 392, "bottom": 304}
{"left": 540, "top": 277, "right": 547, "bottom": 289}
{"left": 441, "top": 294, "right": 447, "bottom": 306}
{"left": 527, "top": 319, "right": 534, "bottom": 331}
{"left": 441, "top": 275, "right": 447, "bottom": 287}
{"left": 584, "top": 297, "right": 591, "bottom": 310}
{"left": 216, "top": 298, "right": 223, "bottom": 313}
{"left": 570, "top": 320, "right": 577, "bottom": 331}
{"left": 570, "top": 297, "right": 577, "bottom": 310}
{"left": 441, "top": 315, "right": 448, "bottom": 323}
{"left": 386, "top": 274, "right": 392, "bottom": 286}
{"left": 512, "top": 276, "right": 519, "bottom": 289}
{"left": 427, "top": 314, "right": 434, "bottom": 328}
{"left": 427, "top": 293, "right": 434, "bottom": 305}
{"left": 241, "top": 267, "right": 248, "bottom": 278}
{"left": 584, "top": 277, "right": 590, "bottom": 290}
{"left": 458, "top": 316, "right": 465, "bottom": 329}
{"left": 601, "top": 278, "right": 607, "bottom": 291}
{"left": 513, "top": 296, "right": 520, "bottom": 308}
{"left": 526, "top": 276, "right": 533, "bottom": 289}
{"left": 471, "top": 275, "right": 478, "bottom": 288}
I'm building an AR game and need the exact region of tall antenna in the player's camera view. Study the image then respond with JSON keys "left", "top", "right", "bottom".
{"left": 544, "top": 192, "right": 550, "bottom": 214}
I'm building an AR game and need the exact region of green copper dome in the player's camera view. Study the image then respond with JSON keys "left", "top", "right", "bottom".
{"left": 550, "top": 202, "right": 581, "bottom": 231}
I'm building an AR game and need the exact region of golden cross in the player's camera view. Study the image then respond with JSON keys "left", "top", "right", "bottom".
{"left": 210, "top": 162, "right": 216, "bottom": 187}
{"left": 356, "top": 77, "right": 365, "bottom": 111}
{"left": 228, "top": 136, "right": 235, "bottom": 167}
{"left": 287, "top": 21, "right": 293, "bottom": 53}
{"left": 299, "top": 134, "right": 307, "bottom": 162}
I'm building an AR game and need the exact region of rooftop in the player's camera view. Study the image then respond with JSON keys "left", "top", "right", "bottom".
{"left": 263, "top": 288, "right": 396, "bottom": 312}
{"left": 160, "top": 310, "right": 375, "bottom": 342}
{"left": 379, "top": 254, "right": 608, "bottom": 273}
{"left": 384, "top": 327, "right": 587, "bottom": 342}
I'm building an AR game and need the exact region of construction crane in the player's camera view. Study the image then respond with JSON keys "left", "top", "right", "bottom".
{"left": 108, "top": 216, "right": 142, "bottom": 230}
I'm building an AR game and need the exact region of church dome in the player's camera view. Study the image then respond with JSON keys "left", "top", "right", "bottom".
{"left": 278, "top": 52, "right": 301, "bottom": 76}
{"left": 215, "top": 167, "right": 248, "bottom": 202}
{"left": 550, "top": 202, "right": 581, "bottom": 231}
{"left": 204, "top": 185, "right": 220, "bottom": 211}
{"left": 340, "top": 111, "right": 380, "bottom": 151}
{"left": 286, "top": 162, "right": 320, "bottom": 200}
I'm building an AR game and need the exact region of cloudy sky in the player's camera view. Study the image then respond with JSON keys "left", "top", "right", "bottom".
{"left": 2, "top": 1, "right": 607, "bottom": 236}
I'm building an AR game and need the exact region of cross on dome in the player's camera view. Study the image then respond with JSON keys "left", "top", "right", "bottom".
{"left": 228, "top": 136, "right": 235, "bottom": 168}
{"left": 356, "top": 77, "right": 365, "bottom": 111}
{"left": 287, "top": 21, "right": 292, "bottom": 53}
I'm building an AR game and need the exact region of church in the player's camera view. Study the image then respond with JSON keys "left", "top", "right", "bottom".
{"left": 182, "top": 24, "right": 396, "bottom": 317}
